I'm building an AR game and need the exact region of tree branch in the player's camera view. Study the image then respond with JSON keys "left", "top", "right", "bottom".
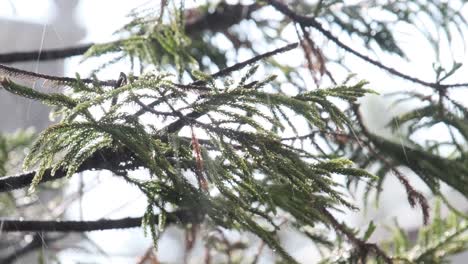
{"left": 266, "top": 0, "right": 468, "bottom": 90}
{"left": 0, "top": 43, "right": 297, "bottom": 193}
{"left": 0, "top": 44, "right": 92, "bottom": 64}
{"left": 0, "top": 149, "right": 137, "bottom": 193}
{"left": 0, "top": 209, "right": 202, "bottom": 232}
{"left": 0, "top": 63, "right": 117, "bottom": 86}
{"left": 0, "top": 217, "right": 142, "bottom": 232}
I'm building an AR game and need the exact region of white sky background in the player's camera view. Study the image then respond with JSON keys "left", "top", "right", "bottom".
{"left": 1, "top": 0, "right": 468, "bottom": 263}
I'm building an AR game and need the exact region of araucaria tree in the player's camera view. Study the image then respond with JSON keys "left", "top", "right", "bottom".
{"left": 1, "top": 1, "right": 468, "bottom": 263}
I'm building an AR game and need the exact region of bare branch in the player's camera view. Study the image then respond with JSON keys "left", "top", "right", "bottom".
{"left": 0, "top": 209, "right": 202, "bottom": 232}
{"left": 0, "top": 44, "right": 92, "bottom": 63}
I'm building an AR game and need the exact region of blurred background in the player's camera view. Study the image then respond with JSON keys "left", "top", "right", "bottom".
{"left": 0, "top": 0, "right": 467, "bottom": 263}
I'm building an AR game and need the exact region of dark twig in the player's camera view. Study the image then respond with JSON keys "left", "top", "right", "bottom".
{"left": 199, "top": 43, "right": 298, "bottom": 84}
{"left": 136, "top": 43, "right": 297, "bottom": 120}
{"left": 0, "top": 63, "right": 117, "bottom": 86}
{"left": 266, "top": 0, "right": 468, "bottom": 90}
{"left": 164, "top": 42, "right": 298, "bottom": 134}
{"left": 0, "top": 168, "right": 68, "bottom": 193}
{"left": 0, "top": 217, "right": 142, "bottom": 232}
{"left": 0, "top": 44, "right": 92, "bottom": 63}
{"left": 0, "top": 209, "right": 202, "bottom": 232}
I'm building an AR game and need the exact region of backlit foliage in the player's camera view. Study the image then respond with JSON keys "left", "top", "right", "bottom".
{"left": 1, "top": 0, "right": 468, "bottom": 263}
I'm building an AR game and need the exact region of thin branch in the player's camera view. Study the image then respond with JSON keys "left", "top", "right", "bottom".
{"left": 0, "top": 44, "right": 92, "bottom": 63}
{"left": 0, "top": 43, "right": 297, "bottom": 95}
{"left": 0, "top": 217, "right": 141, "bottom": 232}
{"left": 266, "top": 0, "right": 468, "bottom": 90}
{"left": 0, "top": 63, "right": 117, "bottom": 86}
{"left": 204, "top": 43, "right": 298, "bottom": 83}
{"left": 163, "top": 42, "right": 298, "bottom": 134}
{"left": 0, "top": 209, "right": 202, "bottom": 232}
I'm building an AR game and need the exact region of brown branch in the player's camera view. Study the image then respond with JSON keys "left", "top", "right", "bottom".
{"left": 266, "top": 0, "right": 468, "bottom": 90}
{"left": 137, "top": 247, "right": 160, "bottom": 264}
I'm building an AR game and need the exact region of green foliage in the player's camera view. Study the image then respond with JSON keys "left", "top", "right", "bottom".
{"left": 83, "top": 4, "right": 197, "bottom": 74}
{"left": 2, "top": 0, "right": 468, "bottom": 263}
{"left": 1, "top": 57, "right": 376, "bottom": 263}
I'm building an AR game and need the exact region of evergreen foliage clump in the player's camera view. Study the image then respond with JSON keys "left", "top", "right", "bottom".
{"left": 0, "top": 1, "right": 468, "bottom": 263}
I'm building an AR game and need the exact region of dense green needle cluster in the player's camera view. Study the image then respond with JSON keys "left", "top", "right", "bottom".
{"left": 1, "top": 61, "right": 377, "bottom": 262}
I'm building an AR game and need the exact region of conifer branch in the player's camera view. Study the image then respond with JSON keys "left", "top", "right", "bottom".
{"left": 0, "top": 42, "right": 297, "bottom": 94}
{"left": 0, "top": 149, "right": 135, "bottom": 193}
{"left": 266, "top": 0, "right": 468, "bottom": 90}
